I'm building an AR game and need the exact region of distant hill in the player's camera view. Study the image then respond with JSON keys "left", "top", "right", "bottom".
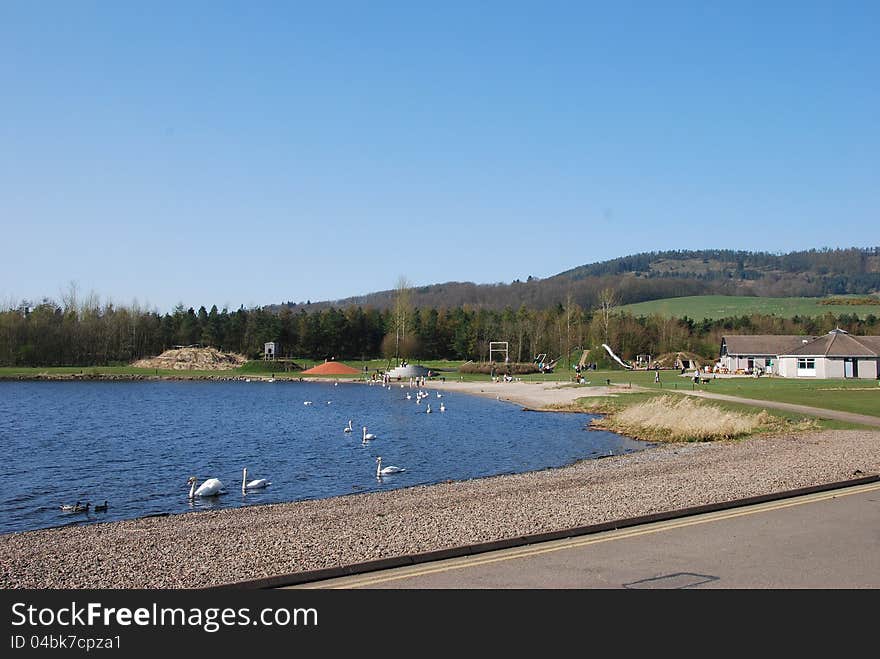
{"left": 618, "top": 294, "right": 880, "bottom": 320}
{"left": 273, "top": 247, "right": 880, "bottom": 313}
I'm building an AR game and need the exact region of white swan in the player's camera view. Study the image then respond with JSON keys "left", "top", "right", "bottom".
{"left": 436, "top": 392, "right": 442, "bottom": 398}
{"left": 426, "top": 403, "right": 432, "bottom": 413}
{"left": 440, "top": 402, "right": 446, "bottom": 412}
{"left": 362, "top": 426, "right": 376, "bottom": 442}
{"left": 188, "top": 476, "right": 223, "bottom": 498}
{"left": 405, "top": 393, "right": 411, "bottom": 400}
{"left": 242, "top": 467, "right": 271, "bottom": 491}
{"left": 344, "top": 419, "right": 353, "bottom": 433}
{"left": 303, "top": 401, "right": 313, "bottom": 406}
{"left": 376, "top": 456, "right": 405, "bottom": 476}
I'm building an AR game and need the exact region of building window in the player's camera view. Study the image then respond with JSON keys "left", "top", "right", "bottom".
{"left": 797, "top": 358, "right": 816, "bottom": 376}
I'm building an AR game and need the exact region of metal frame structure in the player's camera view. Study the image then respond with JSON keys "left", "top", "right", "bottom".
{"left": 489, "top": 341, "right": 509, "bottom": 363}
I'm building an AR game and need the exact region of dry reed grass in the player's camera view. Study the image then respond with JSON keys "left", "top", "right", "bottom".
{"left": 590, "top": 395, "right": 788, "bottom": 442}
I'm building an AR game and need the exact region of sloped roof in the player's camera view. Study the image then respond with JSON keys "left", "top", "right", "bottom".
{"left": 722, "top": 335, "right": 815, "bottom": 356}
{"left": 783, "top": 331, "right": 880, "bottom": 357}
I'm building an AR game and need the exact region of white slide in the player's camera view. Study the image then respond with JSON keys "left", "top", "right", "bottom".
{"left": 602, "top": 343, "right": 634, "bottom": 369}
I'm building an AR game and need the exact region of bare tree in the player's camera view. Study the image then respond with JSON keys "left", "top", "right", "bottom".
{"left": 598, "top": 287, "right": 619, "bottom": 345}
{"left": 392, "top": 275, "right": 411, "bottom": 365}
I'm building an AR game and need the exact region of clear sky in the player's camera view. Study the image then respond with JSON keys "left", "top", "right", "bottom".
{"left": 2, "top": 1, "right": 878, "bottom": 313}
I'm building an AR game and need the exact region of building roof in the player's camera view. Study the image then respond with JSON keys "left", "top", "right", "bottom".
{"left": 722, "top": 335, "right": 816, "bottom": 356}
{"left": 782, "top": 330, "right": 880, "bottom": 357}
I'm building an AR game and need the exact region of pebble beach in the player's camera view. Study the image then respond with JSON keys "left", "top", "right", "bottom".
{"left": 2, "top": 380, "right": 878, "bottom": 589}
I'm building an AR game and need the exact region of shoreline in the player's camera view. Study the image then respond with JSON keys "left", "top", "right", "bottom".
{"left": 2, "top": 376, "right": 879, "bottom": 588}
{"left": 0, "top": 372, "right": 625, "bottom": 410}
{"left": 2, "top": 427, "right": 877, "bottom": 588}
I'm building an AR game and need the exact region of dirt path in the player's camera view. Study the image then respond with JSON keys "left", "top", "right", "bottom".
{"left": 678, "top": 390, "right": 880, "bottom": 427}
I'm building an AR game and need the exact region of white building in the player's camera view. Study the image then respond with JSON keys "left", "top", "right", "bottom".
{"left": 720, "top": 330, "right": 880, "bottom": 379}
{"left": 775, "top": 329, "right": 880, "bottom": 379}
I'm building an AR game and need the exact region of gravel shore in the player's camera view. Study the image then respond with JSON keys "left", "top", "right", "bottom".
{"left": 2, "top": 423, "right": 878, "bottom": 588}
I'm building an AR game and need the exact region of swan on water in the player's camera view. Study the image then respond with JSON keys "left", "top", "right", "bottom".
{"left": 426, "top": 403, "right": 432, "bottom": 413}
{"left": 242, "top": 467, "right": 271, "bottom": 491}
{"left": 376, "top": 456, "right": 405, "bottom": 476}
{"left": 188, "top": 476, "right": 224, "bottom": 498}
{"left": 362, "top": 426, "right": 376, "bottom": 442}
{"left": 436, "top": 392, "right": 442, "bottom": 398}
{"left": 440, "top": 402, "right": 446, "bottom": 412}
{"left": 344, "top": 419, "right": 353, "bottom": 433}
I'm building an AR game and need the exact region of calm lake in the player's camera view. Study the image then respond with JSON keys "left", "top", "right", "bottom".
{"left": 0, "top": 380, "right": 651, "bottom": 535}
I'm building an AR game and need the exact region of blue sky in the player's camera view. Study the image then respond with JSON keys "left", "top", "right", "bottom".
{"left": 2, "top": 1, "right": 878, "bottom": 313}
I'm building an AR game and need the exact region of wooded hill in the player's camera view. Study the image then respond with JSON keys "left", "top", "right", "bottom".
{"left": 275, "top": 247, "right": 880, "bottom": 313}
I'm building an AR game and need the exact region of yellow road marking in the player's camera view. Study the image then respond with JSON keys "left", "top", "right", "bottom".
{"left": 294, "top": 481, "right": 880, "bottom": 589}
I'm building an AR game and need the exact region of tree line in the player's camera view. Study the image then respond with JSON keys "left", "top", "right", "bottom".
{"left": 1, "top": 295, "right": 878, "bottom": 369}
{"left": 274, "top": 247, "right": 880, "bottom": 313}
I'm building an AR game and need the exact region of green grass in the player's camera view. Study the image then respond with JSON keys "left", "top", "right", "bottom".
{"left": 3, "top": 362, "right": 877, "bottom": 420}
{"left": 520, "top": 367, "right": 880, "bottom": 418}
{"left": 560, "top": 390, "right": 868, "bottom": 436}
{"left": 0, "top": 365, "right": 232, "bottom": 378}
{"left": 0, "top": 358, "right": 468, "bottom": 381}
{"left": 617, "top": 294, "right": 880, "bottom": 320}
{"left": 680, "top": 375, "right": 880, "bottom": 417}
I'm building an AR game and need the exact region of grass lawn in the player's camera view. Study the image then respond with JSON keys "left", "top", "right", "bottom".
{"left": 0, "top": 358, "right": 469, "bottom": 381}
{"left": 617, "top": 294, "right": 880, "bottom": 320}
{"left": 565, "top": 390, "right": 867, "bottom": 430}
{"left": 521, "top": 367, "right": 880, "bottom": 418}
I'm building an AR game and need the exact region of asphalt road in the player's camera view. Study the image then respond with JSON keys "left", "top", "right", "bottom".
{"left": 291, "top": 481, "right": 880, "bottom": 589}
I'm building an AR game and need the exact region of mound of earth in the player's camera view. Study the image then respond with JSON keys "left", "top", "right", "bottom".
{"left": 132, "top": 347, "right": 248, "bottom": 371}
{"left": 652, "top": 351, "right": 704, "bottom": 369}
{"left": 301, "top": 361, "right": 361, "bottom": 375}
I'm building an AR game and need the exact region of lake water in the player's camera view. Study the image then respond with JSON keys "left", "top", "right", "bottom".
{"left": 0, "top": 380, "right": 651, "bottom": 535}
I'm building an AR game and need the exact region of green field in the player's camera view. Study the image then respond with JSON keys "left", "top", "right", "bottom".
{"left": 617, "top": 295, "right": 880, "bottom": 320}
{"left": 550, "top": 368, "right": 880, "bottom": 418}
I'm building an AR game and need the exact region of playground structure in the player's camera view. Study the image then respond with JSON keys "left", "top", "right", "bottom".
{"left": 489, "top": 341, "right": 509, "bottom": 363}
{"left": 533, "top": 353, "right": 559, "bottom": 373}
{"left": 602, "top": 344, "right": 634, "bottom": 370}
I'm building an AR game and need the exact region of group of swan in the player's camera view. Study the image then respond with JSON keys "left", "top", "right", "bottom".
{"left": 187, "top": 467, "right": 272, "bottom": 499}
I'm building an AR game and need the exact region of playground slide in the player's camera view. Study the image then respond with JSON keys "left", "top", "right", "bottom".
{"left": 602, "top": 343, "right": 634, "bottom": 370}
